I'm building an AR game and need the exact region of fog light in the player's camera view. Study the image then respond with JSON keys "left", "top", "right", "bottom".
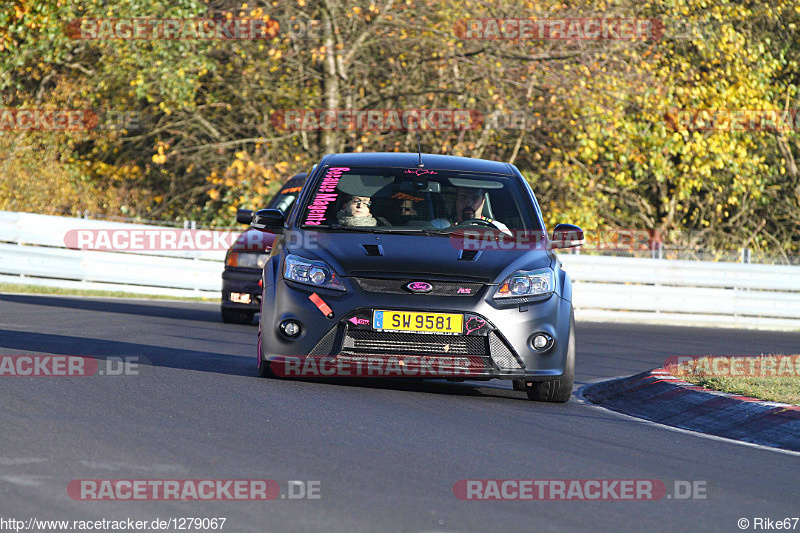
{"left": 279, "top": 320, "right": 301, "bottom": 338}
{"left": 531, "top": 333, "right": 553, "bottom": 351}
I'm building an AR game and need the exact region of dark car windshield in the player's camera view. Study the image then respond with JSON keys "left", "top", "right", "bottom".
{"left": 299, "top": 166, "right": 539, "bottom": 232}
{"left": 268, "top": 180, "right": 305, "bottom": 215}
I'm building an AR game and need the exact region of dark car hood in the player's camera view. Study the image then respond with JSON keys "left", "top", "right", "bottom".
{"left": 288, "top": 231, "right": 554, "bottom": 283}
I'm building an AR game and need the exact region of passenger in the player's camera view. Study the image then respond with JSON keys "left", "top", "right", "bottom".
{"left": 396, "top": 198, "right": 418, "bottom": 224}
{"left": 336, "top": 194, "right": 378, "bottom": 226}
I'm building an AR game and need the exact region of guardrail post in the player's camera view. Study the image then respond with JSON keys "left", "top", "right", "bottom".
{"left": 740, "top": 247, "right": 751, "bottom": 264}
{"left": 651, "top": 241, "right": 663, "bottom": 259}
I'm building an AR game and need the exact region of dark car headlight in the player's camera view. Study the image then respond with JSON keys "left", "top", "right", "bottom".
{"left": 284, "top": 254, "right": 345, "bottom": 291}
{"left": 226, "top": 251, "right": 269, "bottom": 269}
{"left": 493, "top": 268, "right": 554, "bottom": 299}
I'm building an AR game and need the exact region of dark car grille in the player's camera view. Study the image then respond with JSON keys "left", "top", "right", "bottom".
{"left": 309, "top": 326, "right": 341, "bottom": 356}
{"left": 488, "top": 331, "right": 522, "bottom": 369}
{"left": 308, "top": 318, "right": 524, "bottom": 371}
{"left": 352, "top": 278, "right": 485, "bottom": 297}
{"left": 341, "top": 330, "right": 486, "bottom": 356}
{"left": 336, "top": 353, "right": 488, "bottom": 372}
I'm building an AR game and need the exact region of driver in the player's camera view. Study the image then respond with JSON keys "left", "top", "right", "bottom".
{"left": 452, "top": 186, "right": 509, "bottom": 232}
{"left": 455, "top": 187, "right": 487, "bottom": 222}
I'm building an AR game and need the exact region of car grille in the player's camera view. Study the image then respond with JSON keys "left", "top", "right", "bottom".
{"left": 309, "top": 326, "right": 341, "bottom": 356}
{"left": 308, "top": 319, "right": 524, "bottom": 372}
{"left": 341, "top": 330, "right": 486, "bottom": 356}
{"left": 488, "top": 331, "right": 522, "bottom": 369}
{"left": 352, "top": 278, "right": 485, "bottom": 296}
{"left": 336, "top": 353, "right": 488, "bottom": 372}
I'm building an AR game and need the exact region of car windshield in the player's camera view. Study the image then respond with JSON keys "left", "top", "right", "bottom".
{"left": 268, "top": 181, "right": 304, "bottom": 215}
{"left": 299, "top": 166, "right": 539, "bottom": 232}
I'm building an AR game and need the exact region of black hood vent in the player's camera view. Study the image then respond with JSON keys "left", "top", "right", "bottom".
{"left": 458, "top": 249, "right": 481, "bottom": 261}
{"left": 361, "top": 244, "right": 384, "bottom": 256}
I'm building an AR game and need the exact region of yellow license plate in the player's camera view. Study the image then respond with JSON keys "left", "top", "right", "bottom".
{"left": 372, "top": 310, "right": 463, "bottom": 334}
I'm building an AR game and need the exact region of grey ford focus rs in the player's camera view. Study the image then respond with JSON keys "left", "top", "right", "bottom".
{"left": 252, "top": 152, "right": 584, "bottom": 402}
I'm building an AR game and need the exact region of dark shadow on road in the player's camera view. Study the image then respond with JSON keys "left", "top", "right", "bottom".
{"left": 0, "top": 327, "right": 564, "bottom": 402}
{"left": 0, "top": 328, "right": 254, "bottom": 377}
{"left": 0, "top": 294, "right": 223, "bottom": 323}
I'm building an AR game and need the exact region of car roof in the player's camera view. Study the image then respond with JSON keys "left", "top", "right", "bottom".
{"left": 283, "top": 173, "right": 307, "bottom": 185}
{"left": 323, "top": 153, "right": 515, "bottom": 176}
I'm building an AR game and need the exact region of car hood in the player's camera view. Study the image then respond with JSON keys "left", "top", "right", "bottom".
{"left": 288, "top": 231, "right": 554, "bottom": 283}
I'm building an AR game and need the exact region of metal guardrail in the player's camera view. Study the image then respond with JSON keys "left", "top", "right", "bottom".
{"left": 0, "top": 211, "right": 798, "bottom": 329}
{"left": 559, "top": 255, "right": 800, "bottom": 330}
{"left": 0, "top": 211, "right": 225, "bottom": 297}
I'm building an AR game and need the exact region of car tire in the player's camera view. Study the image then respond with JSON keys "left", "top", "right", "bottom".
{"left": 221, "top": 308, "right": 254, "bottom": 325}
{"left": 525, "top": 312, "right": 575, "bottom": 403}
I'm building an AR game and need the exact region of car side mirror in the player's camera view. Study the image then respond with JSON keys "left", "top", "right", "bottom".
{"left": 551, "top": 223, "right": 584, "bottom": 249}
{"left": 236, "top": 209, "right": 253, "bottom": 225}
{"left": 251, "top": 208, "right": 285, "bottom": 232}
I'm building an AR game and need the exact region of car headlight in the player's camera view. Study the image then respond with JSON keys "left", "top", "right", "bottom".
{"left": 494, "top": 268, "right": 554, "bottom": 299}
{"left": 284, "top": 254, "right": 345, "bottom": 291}
{"left": 226, "top": 251, "right": 269, "bottom": 269}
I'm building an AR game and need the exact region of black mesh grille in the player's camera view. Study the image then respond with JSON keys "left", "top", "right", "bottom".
{"left": 488, "top": 331, "right": 522, "bottom": 369}
{"left": 336, "top": 354, "right": 489, "bottom": 371}
{"left": 284, "top": 280, "right": 345, "bottom": 298}
{"left": 493, "top": 293, "right": 553, "bottom": 306}
{"left": 352, "top": 278, "right": 484, "bottom": 296}
{"left": 342, "top": 330, "right": 487, "bottom": 356}
{"left": 309, "top": 326, "right": 340, "bottom": 356}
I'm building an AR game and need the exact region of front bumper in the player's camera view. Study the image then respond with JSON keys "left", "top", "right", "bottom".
{"left": 259, "top": 277, "right": 573, "bottom": 381}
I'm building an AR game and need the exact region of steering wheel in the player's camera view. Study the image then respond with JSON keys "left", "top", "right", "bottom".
{"left": 455, "top": 217, "right": 496, "bottom": 228}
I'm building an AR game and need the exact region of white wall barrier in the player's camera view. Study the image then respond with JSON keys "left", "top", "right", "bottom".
{"left": 1, "top": 211, "right": 798, "bottom": 329}
{"left": 558, "top": 254, "right": 800, "bottom": 330}
{"left": 0, "top": 211, "right": 226, "bottom": 298}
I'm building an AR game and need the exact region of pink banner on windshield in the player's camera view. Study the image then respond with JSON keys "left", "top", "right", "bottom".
{"left": 304, "top": 167, "right": 350, "bottom": 225}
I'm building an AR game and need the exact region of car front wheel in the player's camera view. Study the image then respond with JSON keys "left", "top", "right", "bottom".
{"left": 525, "top": 313, "right": 575, "bottom": 403}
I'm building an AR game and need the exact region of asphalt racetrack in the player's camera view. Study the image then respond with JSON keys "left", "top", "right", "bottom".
{"left": 1, "top": 294, "right": 799, "bottom": 532}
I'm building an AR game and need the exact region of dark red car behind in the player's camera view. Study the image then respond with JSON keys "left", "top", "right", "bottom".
{"left": 221, "top": 173, "right": 307, "bottom": 324}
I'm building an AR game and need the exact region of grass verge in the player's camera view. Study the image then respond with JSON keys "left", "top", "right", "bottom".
{"left": 0, "top": 282, "right": 216, "bottom": 302}
{"left": 669, "top": 355, "right": 800, "bottom": 406}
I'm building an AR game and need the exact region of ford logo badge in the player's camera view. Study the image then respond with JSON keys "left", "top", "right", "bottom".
{"left": 406, "top": 281, "right": 433, "bottom": 293}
